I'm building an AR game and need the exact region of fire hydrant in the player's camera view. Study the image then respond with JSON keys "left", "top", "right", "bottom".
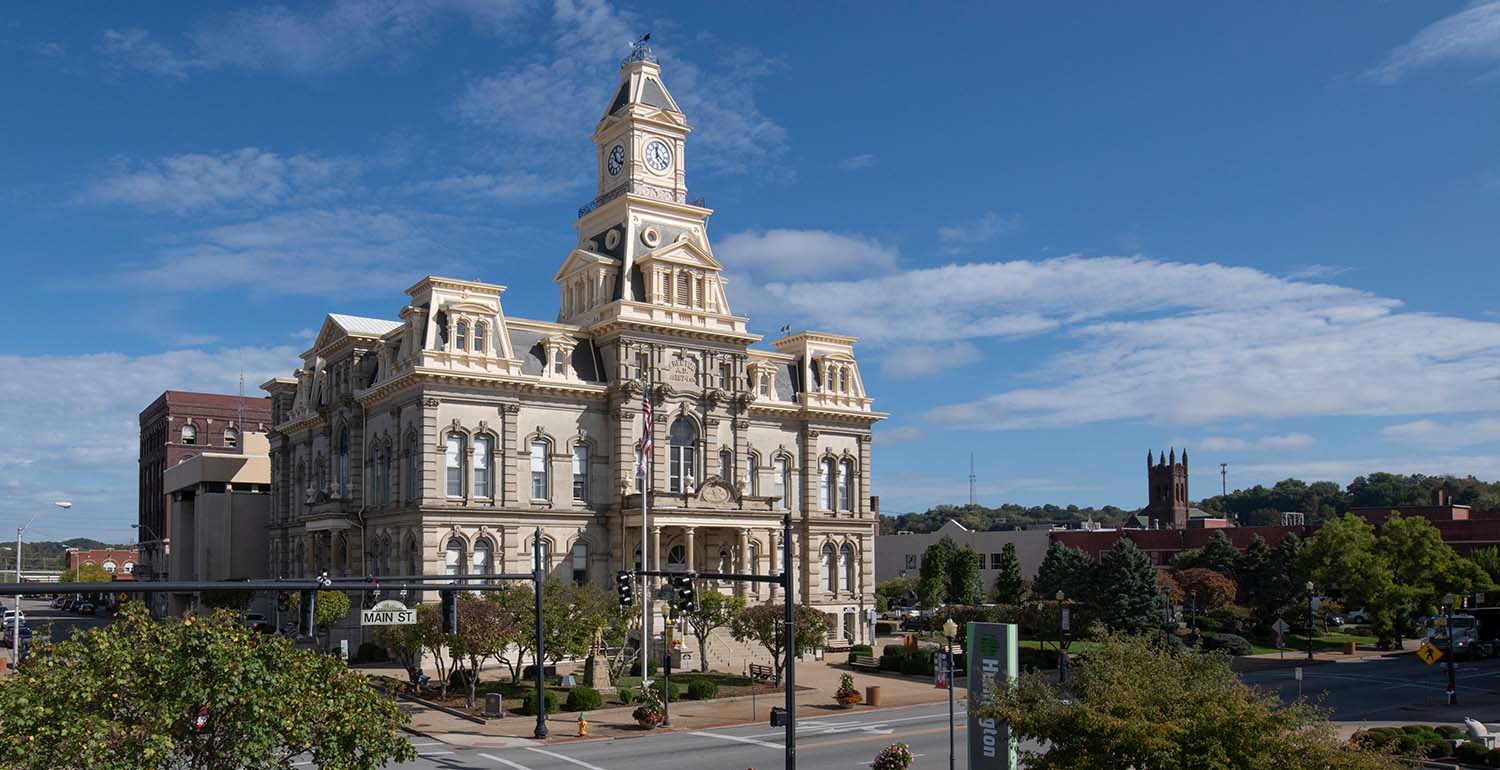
{"left": 577, "top": 713, "right": 588, "bottom": 736}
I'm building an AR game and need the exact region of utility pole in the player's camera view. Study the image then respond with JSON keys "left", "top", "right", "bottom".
{"left": 783, "top": 513, "right": 796, "bottom": 770}
{"left": 968, "top": 453, "right": 976, "bottom": 508}
{"left": 1220, "top": 463, "right": 1228, "bottom": 497}
{"left": 533, "top": 528, "right": 548, "bottom": 739}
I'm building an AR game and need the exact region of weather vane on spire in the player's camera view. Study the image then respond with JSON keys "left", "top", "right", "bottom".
{"left": 623, "top": 32, "right": 657, "bottom": 67}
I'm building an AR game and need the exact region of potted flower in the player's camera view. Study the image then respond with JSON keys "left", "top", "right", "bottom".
{"left": 632, "top": 687, "right": 664, "bottom": 729}
{"left": 835, "top": 673, "right": 863, "bottom": 708}
{"left": 871, "top": 742, "right": 913, "bottom": 770}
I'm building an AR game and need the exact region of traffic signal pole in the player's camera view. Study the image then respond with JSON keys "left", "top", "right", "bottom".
{"left": 534, "top": 527, "right": 549, "bottom": 740}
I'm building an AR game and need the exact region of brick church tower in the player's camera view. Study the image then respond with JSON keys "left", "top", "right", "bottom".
{"left": 1145, "top": 448, "right": 1189, "bottom": 529}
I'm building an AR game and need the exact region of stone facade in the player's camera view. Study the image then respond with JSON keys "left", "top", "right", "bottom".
{"left": 261, "top": 44, "right": 885, "bottom": 643}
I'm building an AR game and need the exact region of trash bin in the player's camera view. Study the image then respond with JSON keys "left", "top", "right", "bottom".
{"left": 1343, "top": 641, "right": 1357, "bottom": 655}
{"left": 484, "top": 693, "right": 504, "bottom": 718}
{"left": 865, "top": 686, "right": 881, "bottom": 707}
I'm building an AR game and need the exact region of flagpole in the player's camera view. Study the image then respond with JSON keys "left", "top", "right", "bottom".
{"left": 640, "top": 367, "right": 652, "bottom": 687}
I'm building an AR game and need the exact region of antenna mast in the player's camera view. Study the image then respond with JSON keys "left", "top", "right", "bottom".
{"left": 969, "top": 453, "right": 977, "bottom": 507}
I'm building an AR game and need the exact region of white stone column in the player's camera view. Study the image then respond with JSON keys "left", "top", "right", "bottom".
{"left": 736, "top": 528, "right": 750, "bottom": 599}
{"left": 685, "top": 527, "right": 697, "bottom": 572}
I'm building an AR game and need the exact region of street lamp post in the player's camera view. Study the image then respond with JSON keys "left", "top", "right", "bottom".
{"left": 943, "top": 617, "right": 958, "bottom": 770}
{"left": 1055, "top": 590, "right": 1068, "bottom": 684}
{"left": 15, "top": 501, "right": 71, "bottom": 665}
{"left": 1305, "top": 581, "right": 1315, "bottom": 662}
{"left": 1445, "top": 593, "right": 1458, "bottom": 706}
{"left": 1189, "top": 590, "right": 1198, "bottom": 633}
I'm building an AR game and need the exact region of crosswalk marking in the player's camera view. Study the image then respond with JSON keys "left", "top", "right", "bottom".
{"left": 524, "top": 746, "right": 611, "bottom": 770}
{"left": 690, "top": 730, "right": 784, "bottom": 749}
{"left": 480, "top": 753, "right": 536, "bottom": 770}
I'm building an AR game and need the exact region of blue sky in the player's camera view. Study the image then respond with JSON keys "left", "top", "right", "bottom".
{"left": 3, "top": 1, "right": 1500, "bottom": 542}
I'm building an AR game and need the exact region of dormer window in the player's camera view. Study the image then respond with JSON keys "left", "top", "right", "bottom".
{"left": 455, "top": 322, "right": 468, "bottom": 351}
{"left": 676, "top": 272, "right": 691, "bottom": 307}
{"left": 759, "top": 374, "right": 771, "bottom": 398}
{"left": 553, "top": 350, "right": 566, "bottom": 376}
{"left": 224, "top": 428, "right": 238, "bottom": 448}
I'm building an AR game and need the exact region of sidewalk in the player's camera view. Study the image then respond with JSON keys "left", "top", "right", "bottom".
{"left": 386, "top": 657, "right": 959, "bottom": 748}
{"left": 1233, "top": 645, "right": 1406, "bottom": 673}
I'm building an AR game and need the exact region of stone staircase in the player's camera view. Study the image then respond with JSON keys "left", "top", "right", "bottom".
{"left": 689, "top": 626, "right": 773, "bottom": 674}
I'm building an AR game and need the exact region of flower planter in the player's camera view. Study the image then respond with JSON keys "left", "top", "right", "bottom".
{"left": 637, "top": 717, "right": 662, "bottom": 729}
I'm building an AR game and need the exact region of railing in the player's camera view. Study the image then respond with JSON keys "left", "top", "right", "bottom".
{"left": 577, "top": 181, "right": 707, "bottom": 218}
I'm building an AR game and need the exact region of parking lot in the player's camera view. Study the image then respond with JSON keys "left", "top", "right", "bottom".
{"left": 3, "top": 596, "right": 115, "bottom": 652}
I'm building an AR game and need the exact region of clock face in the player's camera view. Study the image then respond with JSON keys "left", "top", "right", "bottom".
{"left": 607, "top": 144, "right": 624, "bottom": 176}
{"left": 644, "top": 140, "right": 672, "bottom": 173}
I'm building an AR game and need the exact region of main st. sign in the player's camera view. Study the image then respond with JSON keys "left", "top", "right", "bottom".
{"left": 360, "top": 599, "right": 416, "bottom": 626}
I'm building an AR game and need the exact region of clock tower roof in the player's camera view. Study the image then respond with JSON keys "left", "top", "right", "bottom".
{"left": 600, "top": 39, "right": 684, "bottom": 123}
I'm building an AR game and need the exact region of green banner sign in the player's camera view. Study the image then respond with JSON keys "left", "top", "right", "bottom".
{"left": 966, "top": 621, "right": 1018, "bottom": 769}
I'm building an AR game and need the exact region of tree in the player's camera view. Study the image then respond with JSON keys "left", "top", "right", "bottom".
{"left": 1469, "top": 546, "right": 1500, "bottom": 585}
{"left": 1096, "top": 539, "right": 1164, "bottom": 633}
{"left": 729, "top": 603, "right": 833, "bottom": 684}
{"left": 1375, "top": 513, "right": 1492, "bottom": 619}
{"left": 488, "top": 585, "right": 538, "bottom": 681}
{"left": 1199, "top": 531, "right": 1240, "bottom": 577}
{"left": 682, "top": 591, "right": 746, "bottom": 672}
{"left": 449, "top": 594, "right": 520, "bottom": 708}
{"left": 875, "top": 576, "right": 916, "bottom": 611}
{"left": 1300, "top": 514, "right": 1403, "bottom": 646}
{"left": 949, "top": 545, "right": 984, "bottom": 605}
{"left": 0, "top": 604, "right": 416, "bottom": 770}
{"left": 1233, "top": 535, "right": 1272, "bottom": 613}
{"left": 917, "top": 538, "right": 955, "bottom": 610}
{"left": 1032, "top": 541, "right": 1096, "bottom": 602}
{"left": 990, "top": 543, "right": 1027, "bottom": 605}
{"left": 542, "top": 582, "right": 613, "bottom": 666}
{"left": 1174, "top": 568, "right": 1237, "bottom": 612}
{"left": 59, "top": 562, "right": 111, "bottom": 584}
{"left": 289, "top": 589, "right": 352, "bottom": 651}
{"left": 199, "top": 589, "right": 253, "bottom": 612}
{"left": 1157, "top": 570, "right": 1184, "bottom": 607}
{"left": 976, "top": 632, "right": 1400, "bottom": 770}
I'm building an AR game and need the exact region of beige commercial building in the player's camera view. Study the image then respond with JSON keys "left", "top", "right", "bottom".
{"left": 262, "top": 42, "right": 885, "bottom": 645}
{"left": 875, "top": 520, "right": 1051, "bottom": 586}
{"left": 163, "top": 432, "right": 272, "bottom": 616}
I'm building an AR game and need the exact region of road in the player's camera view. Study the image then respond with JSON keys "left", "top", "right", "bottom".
{"left": 378, "top": 702, "right": 1024, "bottom": 770}
{"left": 1243, "top": 652, "right": 1500, "bottom": 722}
{"left": 5, "top": 596, "right": 113, "bottom": 648}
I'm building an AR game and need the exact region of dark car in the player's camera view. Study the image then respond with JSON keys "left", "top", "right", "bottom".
{"left": 78, "top": 603, "right": 96, "bottom": 615}
{"left": 63, "top": 599, "right": 81, "bottom": 612}
{"left": 2, "top": 625, "right": 32, "bottom": 648}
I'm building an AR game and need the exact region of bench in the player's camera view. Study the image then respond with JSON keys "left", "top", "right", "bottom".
{"left": 824, "top": 637, "right": 853, "bottom": 653}
{"left": 748, "top": 663, "right": 778, "bottom": 685}
{"left": 851, "top": 655, "right": 880, "bottom": 671}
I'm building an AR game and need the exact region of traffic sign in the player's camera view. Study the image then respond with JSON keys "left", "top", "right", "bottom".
{"left": 1294, "top": 666, "right": 1303, "bottom": 681}
{"left": 360, "top": 599, "right": 416, "bottom": 626}
{"left": 1272, "top": 620, "right": 1290, "bottom": 635}
{"left": 1417, "top": 641, "right": 1444, "bottom": 665}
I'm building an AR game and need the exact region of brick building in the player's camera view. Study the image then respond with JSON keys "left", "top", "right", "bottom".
{"left": 65, "top": 547, "right": 140, "bottom": 579}
{"left": 138, "top": 391, "right": 272, "bottom": 582}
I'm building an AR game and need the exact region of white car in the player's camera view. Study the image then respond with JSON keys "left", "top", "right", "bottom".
{"left": 3, "top": 610, "right": 24, "bottom": 624}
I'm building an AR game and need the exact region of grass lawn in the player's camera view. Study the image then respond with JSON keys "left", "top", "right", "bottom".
{"left": 1245, "top": 630, "right": 1379, "bottom": 656}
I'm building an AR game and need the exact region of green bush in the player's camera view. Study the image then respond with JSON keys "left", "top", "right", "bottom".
{"left": 629, "top": 659, "right": 659, "bottom": 677}
{"left": 1017, "top": 646, "right": 1057, "bottom": 671}
{"left": 564, "top": 686, "right": 603, "bottom": 712}
{"left": 1401, "top": 724, "right": 1431, "bottom": 735}
{"left": 1420, "top": 737, "right": 1451, "bottom": 759}
{"left": 1455, "top": 742, "right": 1489, "bottom": 763}
{"left": 651, "top": 679, "right": 682, "bottom": 701}
{"left": 879, "top": 654, "right": 903, "bottom": 671}
{"left": 686, "top": 679, "right": 719, "bottom": 700}
{"left": 1351, "top": 728, "right": 1400, "bottom": 753}
{"left": 616, "top": 687, "right": 634, "bottom": 704}
{"left": 518, "top": 690, "right": 562, "bottom": 716}
{"left": 875, "top": 621, "right": 898, "bottom": 635}
{"left": 900, "top": 648, "right": 936, "bottom": 676}
{"left": 1436, "top": 724, "right": 1464, "bottom": 740}
{"left": 847, "top": 644, "right": 874, "bottom": 665}
{"left": 1485, "top": 747, "right": 1500, "bottom": 767}
{"left": 1199, "top": 633, "right": 1252, "bottom": 656}
{"left": 1393, "top": 734, "right": 1423, "bottom": 756}
{"left": 882, "top": 644, "right": 906, "bottom": 658}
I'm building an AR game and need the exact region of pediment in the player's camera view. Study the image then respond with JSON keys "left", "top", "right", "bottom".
{"left": 695, "top": 478, "right": 740, "bottom": 507}
{"left": 553, "top": 249, "right": 617, "bottom": 283}
{"left": 636, "top": 239, "right": 722, "bottom": 272}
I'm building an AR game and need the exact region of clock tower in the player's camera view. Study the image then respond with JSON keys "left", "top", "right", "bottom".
{"left": 554, "top": 39, "right": 730, "bottom": 323}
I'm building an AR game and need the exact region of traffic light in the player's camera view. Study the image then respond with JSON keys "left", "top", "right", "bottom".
{"left": 298, "top": 590, "right": 316, "bottom": 637}
{"left": 363, "top": 578, "right": 380, "bottom": 610}
{"left": 616, "top": 571, "right": 634, "bottom": 608}
{"left": 440, "top": 588, "right": 458, "bottom": 634}
{"left": 671, "top": 574, "right": 697, "bottom": 614}
{"left": 276, "top": 591, "right": 289, "bottom": 612}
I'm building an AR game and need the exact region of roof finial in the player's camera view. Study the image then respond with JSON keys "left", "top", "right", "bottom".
{"left": 622, "top": 33, "right": 657, "bottom": 68}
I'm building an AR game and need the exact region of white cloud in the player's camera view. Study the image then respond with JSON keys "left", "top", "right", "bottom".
{"left": 718, "top": 229, "right": 899, "bottom": 281}
{"left": 1366, "top": 1, "right": 1500, "bottom": 85}
{"left": 1197, "top": 433, "right": 1317, "bottom": 452}
{"left": 875, "top": 425, "right": 924, "bottom": 445}
{"left": 938, "top": 211, "right": 1024, "bottom": 243}
{"left": 881, "top": 342, "right": 982, "bottom": 379}
{"left": 100, "top": 0, "right": 533, "bottom": 78}
{"left": 76, "top": 148, "right": 358, "bottom": 214}
{"left": 122, "top": 207, "right": 475, "bottom": 296}
{"left": 0, "top": 345, "right": 298, "bottom": 539}
{"left": 404, "top": 171, "right": 579, "bottom": 204}
{"left": 1380, "top": 417, "right": 1500, "bottom": 448}
{"left": 1237, "top": 453, "right": 1500, "bottom": 485}
{"left": 840, "top": 154, "right": 875, "bottom": 170}
{"left": 1285, "top": 264, "right": 1352, "bottom": 280}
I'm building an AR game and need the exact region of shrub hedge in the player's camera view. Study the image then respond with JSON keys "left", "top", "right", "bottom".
{"left": 686, "top": 679, "right": 719, "bottom": 700}
{"left": 564, "top": 686, "right": 603, "bottom": 712}
{"left": 518, "top": 690, "right": 562, "bottom": 716}
{"left": 847, "top": 644, "right": 875, "bottom": 665}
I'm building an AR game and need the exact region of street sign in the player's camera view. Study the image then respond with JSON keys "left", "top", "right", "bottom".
{"left": 1272, "top": 619, "right": 1290, "bottom": 635}
{"left": 360, "top": 599, "right": 416, "bottom": 626}
{"left": 1417, "top": 641, "right": 1444, "bottom": 665}
{"left": 967, "top": 622, "right": 1019, "bottom": 770}
{"left": 1294, "top": 666, "right": 1303, "bottom": 681}
{"left": 1061, "top": 607, "right": 1071, "bottom": 633}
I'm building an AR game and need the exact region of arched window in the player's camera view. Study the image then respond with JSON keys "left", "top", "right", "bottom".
{"left": 444, "top": 538, "right": 465, "bottom": 577}
{"left": 406, "top": 537, "right": 419, "bottom": 577}
{"left": 719, "top": 449, "right": 733, "bottom": 482}
{"left": 337, "top": 428, "right": 350, "bottom": 498}
{"left": 380, "top": 446, "right": 394, "bottom": 506}
{"left": 224, "top": 427, "right": 238, "bottom": 448}
{"left": 839, "top": 460, "right": 854, "bottom": 511}
{"left": 774, "top": 457, "right": 790, "bottom": 509}
{"left": 445, "top": 434, "right": 465, "bottom": 498}
{"left": 553, "top": 349, "right": 566, "bottom": 376}
{"left": 102, "top": 560, "right": 117, "bottom": 574}
{"left": 181, "top": 424, "right": 197, "bottom": 445}
{"left": 821, "top": 543, "right": 836, "bottom": 592}
{"left": 667, "top": 544, "right": 687, "bottom": 571}
{"left": 474, "top": 323, "right": 486, "bottom": 354}
{"left": 471, "top": 538, "right": 492, "bottom": 582}
{"left": 455, "top": 321, "right": 468, "bottom": 351}
{"left": 748, "top": 453, "right": 761, "bottom": 496}
{"left": 572, "top": 444, "right": 590, "bottom": 501}
{"left": 371, "top": 446, "right": 385, "bottom": 506}
{"left": 839, "top": 543, "right": 854, "bottom": 592}
{"left": 530, "top": 439, "right": 551, "bottom": 500}
{"left": 473, "top": 436, "right": 491, "bottom": 498}
{"left": 571, "top": 541, "right": 589, "bottom": 585}
{"left": 820, "top": 458, "right": 835, "bottom": 510}
{"left": 668, "top": 418, "right": 698, "bottom": 493}
{"left": 718, "top": 549, "right": 731, "bottom": 574}
{"left": 123, "top": 561, "right": 135, "bottom": 574}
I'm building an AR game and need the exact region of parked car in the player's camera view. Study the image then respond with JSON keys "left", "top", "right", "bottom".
{"left": 2, "top": 625, "right": 32, "bottom": 648}
{"left": 77, "top": 603, "right": 96, "bottom": 615}
{"left": 1345, "top": 608, "right": 1370, "bottom": 624}
{"left": 50, "top": 597, "right": 66, "bottom": 609}
{"left": 3, "top": 610, "right": 25, "bottom": 625}
{"left": 62, "top": 599, "right": 79, "bottom": 612}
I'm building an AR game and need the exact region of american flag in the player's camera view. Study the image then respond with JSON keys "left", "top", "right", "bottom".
{"left": 638, "top": 388, "right": 652, "bottom": 478}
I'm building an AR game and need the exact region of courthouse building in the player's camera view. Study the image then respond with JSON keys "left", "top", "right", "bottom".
{"left": 262, "top": 43, "right": 885, "bottom": 643}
